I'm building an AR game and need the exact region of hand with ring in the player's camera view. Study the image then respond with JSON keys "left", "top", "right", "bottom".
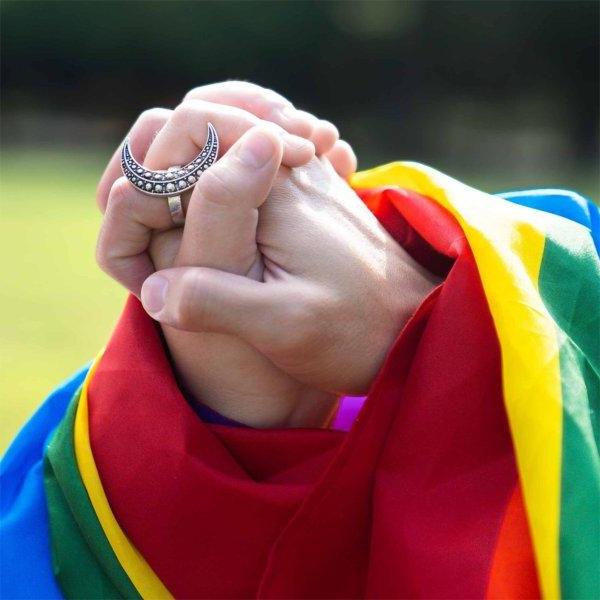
{"left": 96, "top": 81, "right": 436, "bottom": 428}
{"left": 96, "top": 81, "right": 354, "bottom": 296}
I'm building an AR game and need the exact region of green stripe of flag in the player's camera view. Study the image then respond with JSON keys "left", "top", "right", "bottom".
{"left": 538, "top": 229, "right": 600, "bottom": 599}
{"left": 44, "top": 387, "right": 141, "bottom": 599}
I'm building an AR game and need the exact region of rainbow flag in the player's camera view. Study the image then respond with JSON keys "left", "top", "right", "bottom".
{"left": 352, "top": 164, "right": 600, "bottom": 599}
{"left": 2, "top": 162, "right": 598, "bottom": 599}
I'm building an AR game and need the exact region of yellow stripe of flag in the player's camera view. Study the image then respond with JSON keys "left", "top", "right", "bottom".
{"left": 73, "top": 353, "right": 173, "bottom": 600}
{"left": 351, "top": 163, "right": 562, "bottom": 599}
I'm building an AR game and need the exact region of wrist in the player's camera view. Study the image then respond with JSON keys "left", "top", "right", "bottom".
{"left": 373, "top": 239, "right": 441, "bottom": 372}
{"left": 161, "top": 325, "right": 338, "bottom": 428}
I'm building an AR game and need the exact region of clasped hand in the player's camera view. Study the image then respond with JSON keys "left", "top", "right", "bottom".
{"left": 96, "top": 81, "right": 437, "bottom": 427}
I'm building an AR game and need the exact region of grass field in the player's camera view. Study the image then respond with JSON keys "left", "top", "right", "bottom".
{"left": 1, "top": 150, "right": 125, "bottom": 452}
{"left": 1, "top": 149, "right": 597, "bottom": 453}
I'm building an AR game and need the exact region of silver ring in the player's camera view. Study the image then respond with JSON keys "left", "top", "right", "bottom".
{"left": 120, "top": 122, "right": 220, "bottom": 224}
{"left": 165, "top": 166, "right": 185, "bottom": 226}
{"left": 167, "top": 195, "right": 185, "bottom": 227}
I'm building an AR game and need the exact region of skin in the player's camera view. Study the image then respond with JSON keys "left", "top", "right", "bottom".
{"left": 96, "top": 81, "right": 438, "bottom": 428}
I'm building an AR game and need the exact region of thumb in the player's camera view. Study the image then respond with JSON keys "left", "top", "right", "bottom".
{"left": 176, "top": 125, "right": 283, "bottom": 273}
{"left": 141, "top": 266, "right": 286, "bottom": 346}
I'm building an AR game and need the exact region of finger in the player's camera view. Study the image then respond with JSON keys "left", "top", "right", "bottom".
{"left": 176, "top": 126, "right": 283, "bottom": 274}
{"left": 294, "top": 111, "right": 339, "bottom": 155}
{"left": 324, "top": 139, "right": 357, "bottom": 179}
{"left": 96, "top": 176, "right": 177, "bottom": 296}
{"left": 185, "top": 82, "right": 340, "bottom": 155}
{"left": 96, "top": 107, "right": 172, "bottom": 213}
{"left": 312, "top": 119, "right": 340, "bottom": 155}
{"left": 144, "top": 99, "right": 313, "bottom": 171}
{"left": 141, "top": 267, "right": 283, "bottom": 345}
{"left": 184, "top": 80, "right": 315, "bottom": 139}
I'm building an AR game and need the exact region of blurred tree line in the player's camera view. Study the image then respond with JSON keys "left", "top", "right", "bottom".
{"left": 2, "top": 0, "right": 598, "bottom": 190}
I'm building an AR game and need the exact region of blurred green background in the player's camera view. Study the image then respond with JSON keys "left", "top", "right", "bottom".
{"left": 1, "top": 0, "right": 598, "bottom": 451}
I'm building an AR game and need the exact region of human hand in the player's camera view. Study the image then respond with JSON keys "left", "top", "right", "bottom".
{"left": 142, "top": 156, "right": 439, "bottom": 396}
{"left": 96, "top": 81, "right": 356, "bottom": 295}
{"left": 96, "top": 82, "right": 355, "bottom": 427}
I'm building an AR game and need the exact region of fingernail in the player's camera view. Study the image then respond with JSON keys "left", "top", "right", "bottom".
{"left": 237, "top": 131, "right": 276, "bottom": 168}
{"left": 141, "top": 275, "right": 168, "bottom": 316}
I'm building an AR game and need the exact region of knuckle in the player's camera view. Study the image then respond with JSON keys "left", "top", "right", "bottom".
{"left": 203, "top": 80, "right": 290, "bottom": 116}
{"left": 231, "top": 80, "right": 260, "bottom": 91}
{"left": 94, "top": 225, "right": 112, "bottom": 274}
{"left": 106, "top": 177, "right": 135, "bottom": 215}
{"left": 244, "top": 92, "right": 267, "bottom": 115}
{"left": 183, "top": 86, "right": 204, "bottom": 101}
{"left": 136, "top": 107, "right": 172, "bottom": 127}
{"left": 275, "top": 295, "right": 320, "bottom": 354}
{"left": 264, "top": 88, "right": 288, "bottom": 106}
{"left": 172, "top": 99, "right": 207, "bottom": 125}
{"left": 224, "top": 80, "right": 264, "bottom": 96}
{"left": 183, "top": 80, "right": 250, "bottom": 101}
{"left": 172, "top": 101, "right": 196, "bottom": 124}
{"left": 174, "top": 270, "right": 209, "bottom": 330}
{"left": 263, "top": 103, "right": 286, "bottom": 122}
{"left": 234, "top": 81, "right": 290, "bottom": 110}
{"left": 177, "top": 97, "right": 259, "bottom": 130}
{"left": 183, "top": 81, "right": 291, "bottom": 115}
{"left": 249, "top": 90, "right": 285, "bottom": 115}
{"left": 252, "top": 83, "right": 289, "bottom": 106}
{"left": 95, "top": 180, "right": 110, "bottom": 213}
{"left": 248, "top": 90, "right": 289, "bottom": 119}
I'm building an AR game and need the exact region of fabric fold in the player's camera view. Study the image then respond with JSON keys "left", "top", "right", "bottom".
{"left": 2, "top": 162, "right": 597, "bottom": 599}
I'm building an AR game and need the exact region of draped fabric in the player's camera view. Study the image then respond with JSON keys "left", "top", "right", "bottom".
{"left": 1, "top": 366, "right": 88, "bottom": 600}
{"left": 1, "top": 163, "right": 598, "bottom": 599}
{"left": 351, "top": 167, "right": 600, "bottom": 600}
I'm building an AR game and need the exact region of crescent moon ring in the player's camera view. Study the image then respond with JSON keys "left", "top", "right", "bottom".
{"left": 120, "top": 122, "right": 219, "bottom": 224}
